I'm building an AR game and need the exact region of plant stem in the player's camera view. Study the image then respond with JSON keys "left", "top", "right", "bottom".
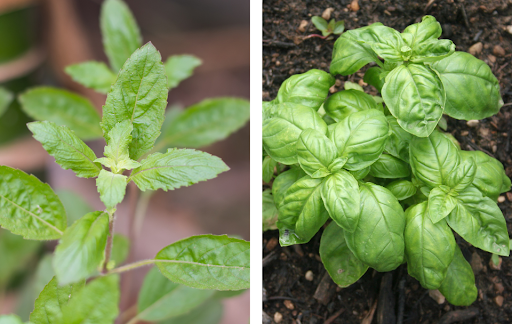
{"left": 107, "top": 259, "right": 156, "bottom": 275}
{"left": 304, "top": 34, "right": 328, "bottom": 39}
{"left": 102, "top": 210, "right": 116, "bottom": 273}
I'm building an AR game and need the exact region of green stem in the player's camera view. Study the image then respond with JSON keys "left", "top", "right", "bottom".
{"left": 102, "top": 210, "right": 116, "bottom": 273}
{"left": 107, "top": 259, "right": 156, "bottom": 275}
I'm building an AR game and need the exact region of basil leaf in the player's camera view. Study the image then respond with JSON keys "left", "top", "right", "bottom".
{"left": 385, "top": 180, "right": 416, "bottom": 200}
{"left": 427, "top": 187, "right": 458, "bottom": 224}
{"left": 385, "top": 115, "right": 413, "bottom": 162}
{"left": 324, "top": 89, "right": 377, "bottom": 121}
{"left": 382, "top": 63, "right": 444, "bottom": 137}
{"left": 329, "top": 109, "right": 389, "bottom": 171}
{"left": 445, "top": 155, "right": 477, "bottom": 192}
{"left": 275, "top": 69, "right": 335, "bottom": 111}
{"left": 61, "top": 275, "right": 120, "bottom": 324}
{"left": 410, "top": 39, "right": 455, "bottom": 63}
{"left": 366, "top": 26, "right": 406, "bottom": 62}
{"left": 137, "top": 267, "right": 214, "bottom": 321}
{"left": 65, "top": 61, "right": 116, "bottom": 94}
{"left": 102, "top": 43, "right": 168, "bottom": 160}
{"left": 262, "top": 189, "right": 278, "bottom": 231}
{"left": 95, "top": 121, "right": 140, "bottom": 173}
{"left": 130, "top": 148, "right": 229, "bottom": 191}
{"left": 158, "top": 300, "right": 223, "bottom": 324}
{"left": 164, "top": 55, "right": 202, "bottom": 90}
{"left": 401, "top": 15, "right": 442, "bottom": 48}
{"left": 272, "top": 168, "right": 306, "bottom": 206}
{"left": 155, "top": 235, "right": 249, "bottom": 290}
{"left": 369, "top": 154, "right": 410, "bottom": 179}
{"left": 96, "top": 170, "right": 128, "bottom": 210}
{"left": 344, "top": 182, "right": 405, "bottom": 272}
{"left": 447, "top": 186, "right": 509, "bottom": 256}
{"left": 438, "top": 246, "right": 478, "bottom": 306}
{"left": 297, "top": 129, "right": 336, "bottom": 178}
{"left": 262, "top": 156, "right": 277, "bottom": 183}
{"left": 0, "top": 166, "right": 66, "bottom": 240}
{"left": 405, "top": 202, "right": 455, "bottom": 289}
{"left": 28, "top": 121, "right": 101, "bottom": 178}
{"left": 53, "top": 211, "right": 109, "bottom": 285}
{"left": 349, "top": 166, "right": 371, "bottom": 180}
{"left": 19, "top": 87, "right": 102, "bottom": 140}
{"left": 321, "top": 172, "right": 360, "bottom": 232}
{"left": 160, "top": 97, "right": 249, "bottom": 149}
{"left": 0, "top": 87, "right": 13, "bottom": 118}
{"left": 363, "top": 67, "right": 385, "bottom": 92}
{"left": 277, "top": 176, "right": 329, "bottom": 246}
{"left": 30, "top": 277, "right": 85, "bottom": 324}
{"left": 263, "top": 103, "right": 327, "bottom": 165}
{"left": 100, "top": 0, "right": 142, "bottom": 71}
{"left": 410, "top": 131, "right": 460, "bottom": 188}
{"left": 320, "top": 222, "right": 368, "bottom": 287}
{"left": 431, "top": 51, "right": 503, "bottom": 120}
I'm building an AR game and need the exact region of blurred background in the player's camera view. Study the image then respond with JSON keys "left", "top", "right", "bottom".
{"left": 0, "top": 0, "right": 249, "bottom": 322}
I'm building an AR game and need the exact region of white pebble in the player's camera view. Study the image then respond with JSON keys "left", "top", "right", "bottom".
{"left": 305, "top": 270, "right": 314, "bottom": 281}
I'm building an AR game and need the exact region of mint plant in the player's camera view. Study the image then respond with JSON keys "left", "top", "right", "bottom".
{"left": 0, "top": 0, "right": 250, "bottom": 323}
{"left": 263, "top": 16, "right": 510, "bottom": 306}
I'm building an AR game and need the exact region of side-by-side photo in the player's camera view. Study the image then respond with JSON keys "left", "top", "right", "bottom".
{"left": 263, "top": 1, "right": 512, "bottom": 323}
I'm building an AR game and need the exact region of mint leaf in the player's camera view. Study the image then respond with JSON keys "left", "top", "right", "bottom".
{"left": 101, "top": 43, "right": 168, "bottom": 160}
{"left": 158, "top": 300, "right": 223, "bottom": 324}
{"left": 100, "top": 0, "right": 142, "bottom": 71}
{"left": 65, "top": 61, "right": 116, "bottom": 94}
{"left": 129, "top": 148, "right": 229, "bottom": 191}
{"left": 0, "top": 87, "right": 13, "bottom": 118}
{"left": 95, "top": 121, "right": 140, "bottom": 173}
{"left": 155, "top": 235, "right": 250, "bottom": 290}
{"left": 159, "top": 98, "right": 250, "bottom": 148}
{"left": 28, "top": 121, "right": 102, "bottom": 178}
{"left": 19, "top": 87, "right": 102, "bottom": 140}
{"left": 0, "top": 166, "right": 66, "bottom": 240}
{"left": 164, "top": 55, "right": 202, "bottom": 90}
{"left": 96, "top": 170, "right": 128, "bottom": 210}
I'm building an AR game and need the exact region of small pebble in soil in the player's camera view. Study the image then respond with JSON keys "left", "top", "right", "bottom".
{"left": 322, "top": 8, "right": 334, "bottom": 20}
{"left": 467, "top": 120, "right": 479, "bottom": 127}
{"left": 498, "top": 195, "right": 506, "bottom": 203}
{"left": 507, "top": 25, "right": 512, "bottom": 35}
{"left": 488, "top": 54, "right": 497, "bottom": 63}
{"left": 349, "top": 0, "right": 359, "bottom": 12}
{"left": 266, "top": 237, "right": 278, "bottom": 251}
{"left": 493, "top": 45, "right": 506, "bottom": 57}
{"left": 429, "top": 289, "right": 446, "bottom": 304}
{"left": 298, "top": 20, "right": 308, "bottom": 33}
{"left": 274, "top": 312, "right": 283, "bottom": 323}
{"left": 495, "top": 296, "right": 504, "bottom": 307}
{"left": 471, "top": 251, "right": 484, "bottom": 273}
{"left": 284, "top": 300, "right": 295, "bottom": 310}
{"left": 494, "top": 282, "right": 505, "bottom": 294}
{"left": 506, "top": 192, "right": 512, "bottom": 201}
{"left": 461, "top": 130, "right": 469, "bottom": 136}
{"left": 469, "top": 42, "right": 483, "bottom": 55}
{"left": 305, "top": 270, "right": 314, "bottom": 281}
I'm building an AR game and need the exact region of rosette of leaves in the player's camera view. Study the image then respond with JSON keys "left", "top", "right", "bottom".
{"left": 311, "top": 16, "right": 345, "bottom": 38}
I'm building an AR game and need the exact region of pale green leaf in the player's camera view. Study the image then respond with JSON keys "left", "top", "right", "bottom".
{"left": 96, "top": 170, "right": 128, "bottom": 209}
{"left": 96, "top": 120, "right": 140, "bottom": 173}
{"left": 296, "top": 129, "right": 336, "bottom": 178}
{"left": 311, "top": 16, "right": 328, "bottom": 31}
{"left": 164, "top": 55, "right": 202, "bottom": 90}
{"left": 385, "top": 180, "right": 417, "bottom": 201}
{"left": 321, "top": 172, "right": 360, "bottom": 233}
{"left": 262, "top": 156, "right": 277, "bottom": 183}
{"left": 0, "top": 87, "right": 13, "bottom": 118}
{"left": 439, "top": 246, "right": 477, "bottom": 306}
{"left": 158, "top": 300, "right": 223, "bottom": 324}
{"left": 65, "top": 61, "right": 116, "bottom": 94}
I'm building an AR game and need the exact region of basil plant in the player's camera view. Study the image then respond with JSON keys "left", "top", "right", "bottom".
{"left": 0, "top": 1, "right": 249, "bottom": 323}
{"left": 262, "top": 16, "right": 510, "bottom": 306}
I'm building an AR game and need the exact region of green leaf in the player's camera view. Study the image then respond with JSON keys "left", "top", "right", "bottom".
{"left": 343, "top": 81, "right": 364, "bottom": 92}
{"left": 445, "top": 155, "right": 476, "bottom": 192}
{"left": 333, "top": 20, "right": 345, "bottom": 34}
{"left": 367, "top": 27, "right": 406, "bottom": 62}
{"left": 447, "top": 186, "right": 509, "bottom": 256}
{"left": 53, "top": 211, "right": 109, "bottom": 285}
{"left": 311, "top": 16, "right": 328, "bottom": 32}
{"left": 401, "top": 15, "right": 442, "bottom": 48}
{"left": 385, "top": 115, "right": 413, "bottom": 162}
{"left": 363, "top": 67, "right": 385, "bottom": 92}
{"left": 158, "top": 300, "right": 223, "bottom": 324}
{"left": 102, "top": 42, "right": 168, "bottom": 160}
{"left": 111, "top": 234, "right": 130, "bottom": 266}
{"left": 274, "top": 69, "right": 335, "bottom": 111}
{"left": 324, "top": 89, "right": 377, "bottom": 122}
{"left": 427, "top": 187, "right": 458, "bottom": 223}
{"left": 0, "top": 315, "right": 25, "bottom": 324}
{"left": 277, "top": 176, "right": 329, "bottom": 246}
{"left": 262, "top": 189, "right": 278, "bottom": 231}
{"left": 263, "top": 102, "right": 328, "bottom": 165}
{"left": 344, "top": 182, "right": 405, "bottom": 272}
{"left": 100, "top": 0, "right": 142, "bottom": 71}
{"left": 321, "top": 172, "right": 360, "bottom": 232}
{"left": 136, "top": 267, "right": 214, "bottom": 321}
{"left": 164, "top": 55, "right": 202, "bottom": 90}
{"left": 320, "top": 222, "right": 368, "bottom": 287}
{"left": 296, "top": 129, "right": 336, "bottom": 178}
{"left": 369, "top": 154, "right": 410, "bottom": 179}
{"left": 155, "top": 235, "right": 249, "bottom": 290}
{"left": 0, "top": 166, "right": 66, "bottom": 240}
{"left": 349, "top": 166, "right": 371, "bottom": 180}
{"left": 65, "top": 61, "right": 116, "bottom": 94}
{"left": 60, "top": 275, "right": 120, "bottom": 324}
{"left": 431, "top": 52, "right": 502, "bottom": 120}
{"left": 0, "top": 87, "right": 13, "bottom": 118}
{"left": 385, "top": 180, "right": 417, "bottom": 200}
{"left": 159, "top": 97, "right": 250, "bottom": 149}
{"left": 272, "top": 167, "right": 306, "bottom": 206}
{"left": 382, "top": 63, "right": 444, "bottom": 137}
{"left": 329, "top": 109, "right": 389, "bottom": 171}
{"left": 30, "top": 277, "right": 85, "bottom": 324}
{"left": 439, "top": 246, "right": 477, "bottom": 306}
{"left": 405, "top": 202, "right": 455, "bottom": 290}
{"left": 262, "top": 156, "right": 277, "bottom": 183}
{"left": 96, "top": 170, "right": 128, "bottom": 209}
{"left": 130, "top": 148, "right": 229, "bottom": 191}
{"left": 27, "top": 121, "right": 102, "bottom": 178}
{"left": 410, "top": 39, "right": 455, "bottom": 63}
{"left": 56, "top": 190, "right": 93, "bottom": 226}
{"left": 95, "top": 121, "right": 140, "bottom": 173}
{"left": 19, "top": 87, "right": 102, "bottom": 140}
{"left": 410, "top": 131, "right": 460, "bottom": 188}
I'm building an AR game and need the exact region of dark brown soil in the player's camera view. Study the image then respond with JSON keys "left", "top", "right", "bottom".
{"left": 263, "top": 0, "right": 512, "bottom": 323}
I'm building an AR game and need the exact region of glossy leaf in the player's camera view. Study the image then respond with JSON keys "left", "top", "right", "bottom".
{"left": 0, "top": 87, "right": 13, "bottom": 118}
{"left": 382, "top": 63, "right": 444, "bottom": 137}
{"left": 0, "top": 166, "right": 66, "bottom": 240}
{"left": 427, "top": 187, "right": 458, "bottom": 224}
{"left": 368, "top": 26, "right": 406, "bottom": 62}
{"left": 96, "top": 170, "right": 128, "bottom": 209}
{"left": 311, "top": 16, "right": 328, "bottom": 31}
{"left": 53, "top": 211, "right": 109, "bottom": 285}
{"left": 137, "top": 267, "right": 214, "bottom": 321}
{"left": 262, "top": 156, "right": 277, "bottom": 183}
{"left": 100, "top": 0, "right": 142, "bottom": 71}
{"left": 324, "top": 89, "right": 377, "bottom": 122}
{"left": 272, "top": 168, "right": 306, "bottom": 206}
{"left": 95, "top": 121, "right": 140, "bottom": 173}
{"left": 385, "top": 180, "right": 416, "bottom": 200}
{"left": 445, "top": 155, "right": 476, "bottom": 192}
{"left": 263, "top": 103, "right": 327, "bottom": 164}
{"left": 344, "top": 182, "right": 405, "bottom": 272}
{"left": 405, "top": 202, "right": 455, "bottom": 289}
{"left": 431, "top": 52, "right": 502, "bottom": 120}
{"left": 363, "top": 67, "right": 385, "bottom": 92}
{"left": 321, "top": 172, "right": 360, "bottom": 232}
{"left": 369, "top": 154, "right": 410, "bottom": 179}
{"left": 159, "top": 300, "right": 223, "bottom": 324}
{"left": 156, "top": 235, "right": 250, "bottom": 290}
{"left": 439, "top": 246, "right": 478, "bottom": 306}
{"left": 296, "top": 129, "right": 336, "bottom": 178}
{"left": 19, "top": 87, "right": 102, "bottom": 140}
{"left": 349, "top": 167, "right": 371, "bottom": 180}
{"left": 385, "top": 115, "right": 413, "bottom": 162}
{"left": 102, "top": 43, "right": 168, "bottom": 160}
{"left": 65, "top": 61, "right": 116, "bottom": 94}
{"left": 27, "top": 121, "right": 101, "bottom": 178}
{"left": 320, "top": 222, "right": 368, "bottom": 287}
{"left": 262, "top": 189, "right": 278, "bottom": 231}
{"left": 401, "top": 15, "right": 442, "bottom": 48}
{"left": 410, "top": 39, "right": 455, "bottom": 63}
{"left": 164, "top": 55, "right": 202, "bottom": 90}
{"left": 130, "top": 148, "right": 229, "bottom": 191}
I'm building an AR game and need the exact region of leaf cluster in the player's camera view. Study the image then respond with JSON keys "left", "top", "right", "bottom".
{"left": 311, "top": 16, "right": 345, "bottom": 37}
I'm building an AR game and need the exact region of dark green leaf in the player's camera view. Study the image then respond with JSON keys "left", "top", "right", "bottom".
{"left": 324, "top": 89, "right": 377, "bottom": 122}
{"left": 65, "top": 61, "right": 116, "bottom": 94}
{"left": 369, "top": 154, "right": 410, "bottom": 179}
{"left": 164, "top": 55, "right": 202, "bottom": 90}
{"left": 439, "top": 246, "right": 477, "bottom": 306}
{"left": 321, "top": 172, "right": 360, "bottom": 232}
{"left": 385, "top": 180, "right": 417, "bottom": 200}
